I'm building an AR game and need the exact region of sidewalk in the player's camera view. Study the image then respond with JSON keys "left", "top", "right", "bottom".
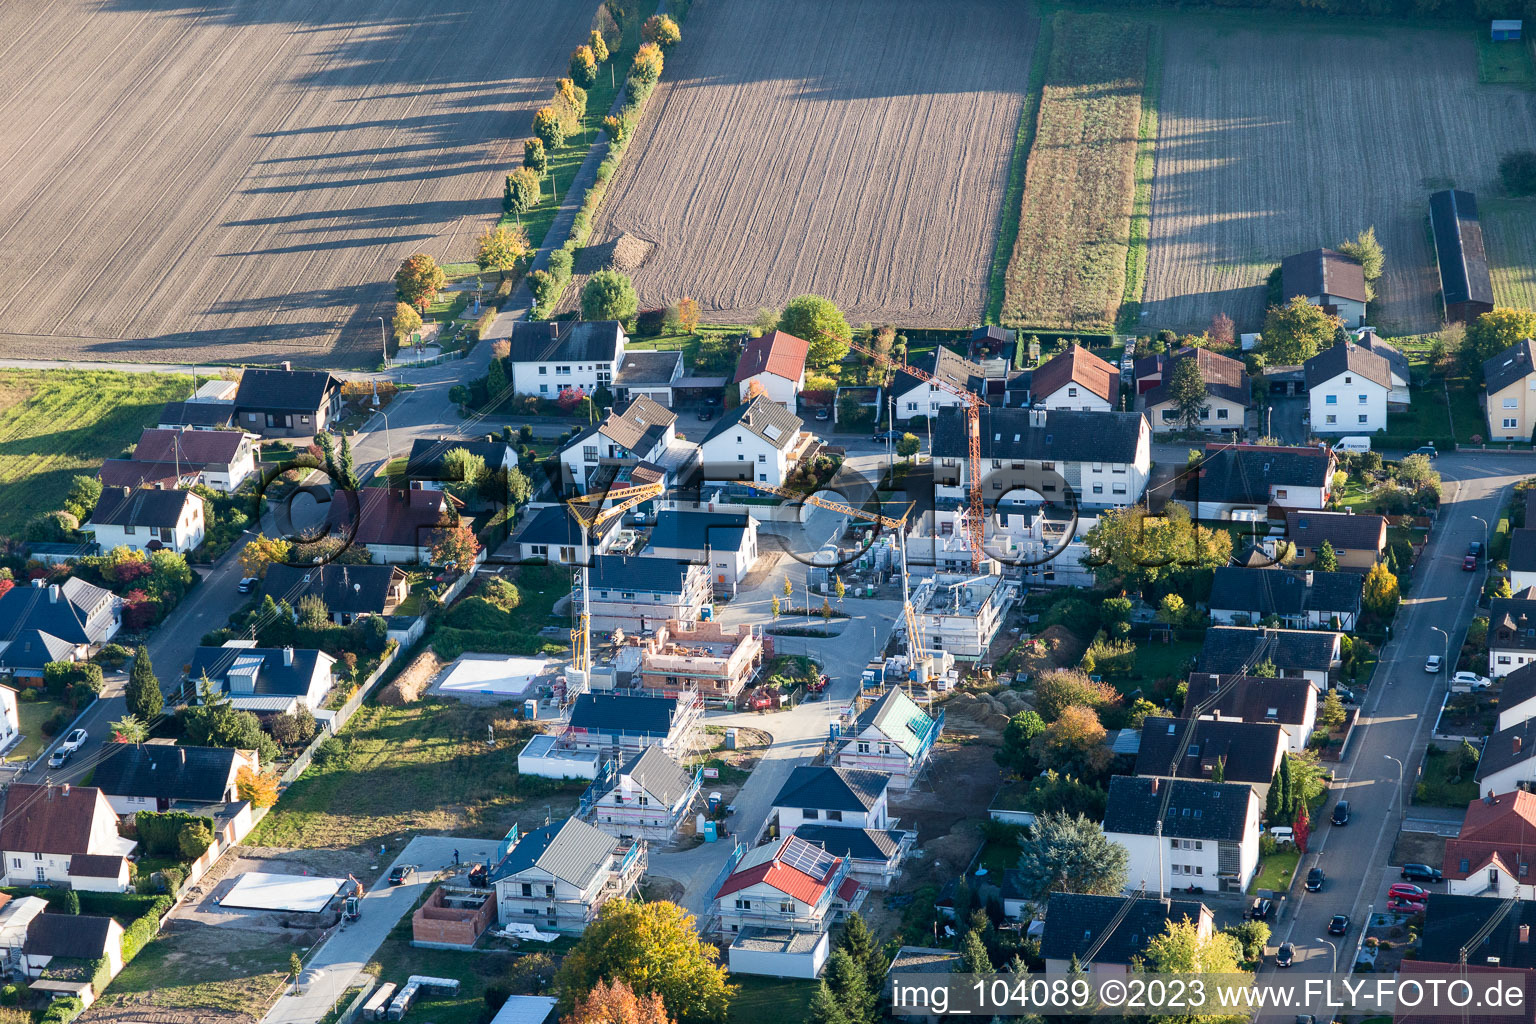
{"left": 259, "top": 836, "right": 502, "bottom": 1024}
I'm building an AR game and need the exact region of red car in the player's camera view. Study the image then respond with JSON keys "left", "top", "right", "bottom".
{"left": 1387, "top": 897, "right": 1426, "bottom": 913}
{"left": 1464, "top": 554, "right": 1479, "bottom": 571}
{"left": 1389, "top": 883, "right": 1429, "bottom": 900}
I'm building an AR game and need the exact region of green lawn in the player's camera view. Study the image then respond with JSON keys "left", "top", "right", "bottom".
{"left": 1374, "top": 384, "right": 1455, "bottom": 449}
{"left": 1415, "top": 745, "right": 1480, "bottom": 807}
{"left": 90, "top": 928, "right": 292, "bottom": 1017}
{"left": 1483, "top": 198, "right": 1536, "bottom": 313}
{"left": 10, "top": 695, "right": 71, "bottom": 763}
{"left": 1119, "top": 639, "right": 1203, "bottom": 689}
{"left": 1476, "top": 34, "right": 1536, "bottom": 85}
{"left": 1248, "top": 850, "right": 1300, "bottom": 894}
{"left": 366, "top": 938, "right": 520, "bottom": 1024}
{"left": 728, "top": 976, "right": 819, "bottom": 1024}
{"left": 0, "top": 370, "right": 193, "bottom": 536}
{"left": 247, "top": 699, "right": 580, "bottom": 852}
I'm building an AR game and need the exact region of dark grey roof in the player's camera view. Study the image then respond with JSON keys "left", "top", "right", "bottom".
{"left": 27, "top": 914, "right": 115, "bottom": 959}
{"left": 1135, "top": 718, "right": 1285, "bottom": 784}
{"left": 1183, "top": 673, "right": 1317, "bottom": 729}
{"left": 589, "top": 554, "right": 698, "bottom": 595}
{"left": 614, "top": 349, "right": 683, "bottom": 386}
{"left": 971, "top": 326, "right": 1014, "bottom": 344}
{"left": 1490, "top": 596, "right": 1536, "bottom": 653}
{"left": 260, "top": 563, "right": 404, "bottom": 616}
{"left": 1039, "top": 893, "right": 1209, "bottom": 967}
{"left": 403, "top": 438, "right": 515, "bottom": 482}
{"left": 506, "top": 320, "right": 624, "bottom": 364}
{"left": 0, "top": 629, "right": 75, "bottom": 671}
{"left": 92, "top": 745, "right": 241, "bottom": 803}
{"left": 1281, "top": 248, "right": 1367, "bottom": 304}
{"left": 1208, "top": 567, "right": 1362, "bottom": 619}
{"left": 1430, "top": 190, "right": 1495, "bottom": 309}
{"left": 1498, "top": 664, "right": 1536, "bottom": 722}
{"left": 1420, "top": 894, "right": 1536, "bottom": 969}
{"left": 701, "top": 395, "right": 804, "bottom": 450}
{"left": 1199, "top": 626, "right": 1340, "bottom": 676}
{"left": 646, "top": 511, "right": 750, "bottom": 555}
{"left": 1303, "top": 341, "right": 1392, "bottom": 390}
{"left": 932, "top": 406, "right": 1145, "bottom": 465}
{"left": 1512, "top": 530, "right": 1536, "bottom": 574}
{"left": 569, "top": 692, "right": 678, "bottom": 738}
{"left": 1355, "top": 330, "right": 1409, "bottom": 383}
{"left": 1477, "top": 718, "right": 1536, "bottom": 783}
{"left": 772, "top": 766, "right": 889, "bottom": 813}
{"left": 488, "top": 817, "right": 616, "bottom": 888}
{"left": 1286, "top": 509, "right": 1387, "bottom": 554}
{"left": 515, "top": 505, "right": 618, "bottom": 549}
{"left": 157, "top": 401, "right": 235, "bottom": 429}
{"left": 1485, "top": 340, "right": 1536, "bottom": 395}
{"left": 0, "top": 578, "right": 116, "bottom": 648}
{"left": 619, "top": 745, "right": 692, "bottom": 807}
{"left": 186, "top": 645, "right": 330, "bottom": 698}
{"left": 1192, "top": 444, "right": 1333, "bottom": 504}
{"left": 793, "top": 824, "right": 904, "bottom": 862}
{"left": 90, "top": 487, "right": 201, "bottom": 529}
{"left": 891, "top": 347, "right": 986, "bottom": 399}
{"left": 1102, "top": 776, "right": 1253, "bottom": 841}
{"left": 233, "top": 368, "right": 339, "bottom": 413}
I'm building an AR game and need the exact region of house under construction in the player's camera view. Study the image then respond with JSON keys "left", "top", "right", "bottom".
{"left": 909, "top": 573, "right": 1009, "bottom": 660}
{"left": 638, "top": 619, "right": 765, "bottom": 704}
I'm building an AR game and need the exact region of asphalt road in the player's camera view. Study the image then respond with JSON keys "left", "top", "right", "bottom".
{"left": 1260, "top": 453, "right": 1533, "bottom": 1018}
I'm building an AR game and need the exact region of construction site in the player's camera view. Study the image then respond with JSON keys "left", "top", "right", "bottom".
{"left": 636, "top": 618, "right": 765, "bottom": 704}
{"left": 909, "top": 573, "right": 1012, "bottom": 661}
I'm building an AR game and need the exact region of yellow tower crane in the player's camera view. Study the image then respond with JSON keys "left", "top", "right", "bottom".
{"left": 563, "top": 481, "right": 666, "bottom": 677}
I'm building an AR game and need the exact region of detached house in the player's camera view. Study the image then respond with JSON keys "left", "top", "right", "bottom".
{"left": 1187, "top": 444, "right": 1336, "bottom": 521}
{"left": 507, "top": 320, "right": 627, "bottom": 398}
{"left": 932, "top": 406, "right": 1151, "bottom": 512}
{"left": 259, "top": 564, "right": 410, "bottom": 626}
{"left": 564, "top": 690, "right": 701, "bottom": 758}
{"left": 187, "top": 642, "right": 335, "bottom": 716}
{"left": 1305, "top": 341, "right": 1393, "bottom": 434}
{"left": 613, "top": 349, "right": 684, "bottom": 408}
{"left": 891, "top": 348, "right": 987, "bottom": 423}
{"left": 1281, "top": 248, "right": 1367, "bottom": 327}
{"left": 1489, "top": 589, "right": 1536, "bottom": 678}
{"left": 511, "top": 504, "right": 622, "bottom": 565}
{"left": 715, "top": 834, "right": 864, "bottom": 978}
{"left": 404, "top": 437, "right": 517, "bottom": 490}
{"left": 0, "top": 784, "right": 135, "bottom": 892}
{"left": 773, "top": 767, "right": 912, "bottom": 888}
{"left": 1208, "top": 566, "right": 1362, "bottom": 631}
{"left": 92, "top": 743, "right": 258, "bottom": 816}
{"left": 1484, "top": 340, "right": 1536, "bottom": 442}
{"left": 101, "top": 427, "right": 259, "bottom": 494}
{"left": 232, "top": 366, "right": 342, "bottom": 439}
{"left": 1102, "top": 776, "right": 1262, "bottom": 894}
{"left": 324, "top": 486, "right": 457, "bottom": 564}
{"left": 584, "top": 555, "right": 712, "bottom": 633}
{"left": 1134, "top": 719, "right": 1286, "bottom": 800}
{"left": 642, "top": 511, "right": 759, "bottom": 594}
{"left": 735, "top": 331, "right": 809, "bottom": 409}
{"left": 1030, "top": 345, "right": 1117, "bottom": 411}
{"left": 87, "top": 487, "right": 205, "bottom": 555}
{"left": 558, "top": 396, "right": 696, "bottom": 495}
{"left": 835, "top": 688, "right": 942, "bottom": 790}
{"left": 0, "top": 578, "right": 120, "bottom": 678}
{"left": 699, "top": 396, "right": 807, "bottom": 488}
{"left": 1198, "top": 626, "right": 1342, "bottom": 691}
{"left": 1136, "top": 347, "right": 1251, "bottom": 434}
{"left": 1040, "top": 893, "right": 1214, "bottom": 976}
{"left": 1278, "top": 509, "right": 1388, "bottom": 570}
{"left": 586, "top": 745, "right": 700, "bottom": 841}
{"left": 1182, "top": 672, "right": 1320, "bottom": 755}
{"left": 489, "top": 817, "right": 645, "bottom": 934}
{"left": 1443, "top": 791, "right": 1536, "bottom": 899}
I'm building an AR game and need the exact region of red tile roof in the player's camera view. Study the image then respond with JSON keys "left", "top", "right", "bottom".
{"left": 1030, "top": 346, "right": 1117, "bottom": 403}
{"left": 715, "top": 835, "right": 841, "bottom": 904}
{"left": 326, "top": 487, "right": 456, "bottom": 548}
{"left": 734, "top": 331, "right": 810, "bottom": 384}
{"left": 1444, "top": 790, "right": 1536, "bottom": 880}
{"left": 0, "top": 784, "right": 110, "bottom": 856}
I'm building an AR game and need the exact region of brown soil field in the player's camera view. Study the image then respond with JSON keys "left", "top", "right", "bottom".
{"left": 1001, "top": 13, "right": 1149, "bottom": 332}
{"left": 1483, "top": 198, "right": 1536, "bottom": 312}
{"left": 0, "top": 0, "right": 592, "bottom": 368}
{"left": 1142, "top": 21, "right": 1536, "bottom": 336}
{"left": 580, "top": 0, "right": 1039, "bottom": 327}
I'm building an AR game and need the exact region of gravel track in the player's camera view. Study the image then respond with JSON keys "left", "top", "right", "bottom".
{"left": 582, "top": 0, "right": 1038, "bottom": 327}
{"left": 1142, "top": 22, "right": 1536, "bottom": 337}
{"left": 0, "top": 0, "right": 591, "bottom": 367}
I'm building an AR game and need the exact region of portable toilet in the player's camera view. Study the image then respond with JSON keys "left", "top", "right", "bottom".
{"left": 523, "top": 698, "right": 539, "bottom": 720}
{"left": 829, "top": 721, "right": 843, "bottom": 740}
{"left": 703, "top": 820, "right": 718, "bottom": 842}
{"left": 725, "top": 728, "right": 737, "bottom": 750}
{"left": 707, "top": 791, "right": 723, "bottom": 813}
{"left": 701, "top": 606, "right": 713, "bottom": 621}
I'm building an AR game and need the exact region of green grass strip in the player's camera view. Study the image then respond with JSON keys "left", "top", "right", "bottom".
{"left": 984, "top": 10, "right": 1055, "bottom": 326}
{"left": 1117, "top": 23, "right": 1162, "bottom": 334}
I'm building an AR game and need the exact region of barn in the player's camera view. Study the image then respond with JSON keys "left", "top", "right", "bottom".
{"left": 1429, "top": 189, "right": 1495, "bottom": 324}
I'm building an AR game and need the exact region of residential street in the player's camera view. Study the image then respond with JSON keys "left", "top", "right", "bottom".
{"left": 1259, "top": 453, "right": 1532, "bottom": 1017}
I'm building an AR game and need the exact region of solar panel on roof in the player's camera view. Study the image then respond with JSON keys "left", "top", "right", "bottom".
{"left": 780, "top": 837, "right": 837, "bottom": 879}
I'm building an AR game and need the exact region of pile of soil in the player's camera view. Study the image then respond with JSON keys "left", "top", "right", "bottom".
{"left": 377, "top": 650, "right": 444, "bottom": 705}
{"left": 941, "top": 690, "right": 1029, "bottom": 741}
{"left": 574, "top": 232, "right": 654, "bottom": 274}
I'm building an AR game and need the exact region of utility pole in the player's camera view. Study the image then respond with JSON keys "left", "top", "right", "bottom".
{"left": 379, "top": 317, "right": 389, "bottom": 367}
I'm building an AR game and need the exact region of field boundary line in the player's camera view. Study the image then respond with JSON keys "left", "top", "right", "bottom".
{"left": 1117, "top": 22, "right": 1162, "bottom": 334}
{"left": 984, "top": 9, "right": 1055, "bottom": 327}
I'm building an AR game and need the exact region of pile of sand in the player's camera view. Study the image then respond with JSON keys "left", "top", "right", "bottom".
{"left": 377, "top": 650, "right": 444, "bottom": 706}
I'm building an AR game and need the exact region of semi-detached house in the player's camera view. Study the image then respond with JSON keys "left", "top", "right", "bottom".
{"left": 0, "top": 578, "right": 120, "bottom": 678}
{"left": 0, "top": 784, "right": 135, "bottom": 892}
{"left": 1101, "top": 776, "right": 1262, "bottom": 894}
{"left": 507, "top": 320, "right": 627, "bottom": 399}
{"left": 584, "top": 554, "right": 712, "bottom": 633}
{"left": 558, "top": 396, "right": 695, "bottom": 495}
{"left": 1207, "top": 566, "right": 1362, "bottom": 632}
{"left": 100, "top": 427, "right": 259, "bottom": 494}
{"left": 1484, "top": 339, "right": 1536, "bottom": 442}
{"left": 1181, "top": 672, "right": 1320, "bottom": 756}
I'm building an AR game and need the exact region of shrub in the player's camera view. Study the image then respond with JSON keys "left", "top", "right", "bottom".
{"left": 642, "top": 14, "right": 680, "bottom": 48}
{"left": 39, "top": 996, "right": 83, "bottom": 1024}
{"left": 1501, "top": 151, "right": 1536, "bottom": 196}
{"left": 312, "top": 736, "right": 349, "bottom": 771}
{"left": 42, "top": 708, "right": 72, "bottom": 737}
{"left": 177, "top": 819, "right": 215, "bottom": 860}
{"left": 570, "top": 45, "right": 598, "bottom": 89}
{"left": 632, "top": 42, "right": 664, "bottom": 84}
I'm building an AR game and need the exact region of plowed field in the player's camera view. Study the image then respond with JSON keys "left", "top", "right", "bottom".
{"left": 0, "top": 0, "right": 589, "bottom": 368}
{"left": 581, "top": 0, "right": 1039, "bottom": 327}
{"left": 1142, "top": 22, "right": 1536, "bottom": 336}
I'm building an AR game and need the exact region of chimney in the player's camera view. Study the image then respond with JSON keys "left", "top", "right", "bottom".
{"left": 60, "top": 784, "right": 69, "bottom": 798}
{"left": 281, "top": 360, "right": 292, "bottom": 372}
{"left": 1150, "top": 777, "right": 1159, "bottom": 794}
{"left": 122, "top": 486, "right": 131, "bottom": 498}
{"left": 1304, "top": 570, "right": 1314, "bottom": 587}
{"left": 1522, "top": 924, "right": 1530, "bottom": 944}
{"left": 47, "top": 584, "right": 59, "bottom": 604}
{"left": 179, "top": 748, "right": 186, "bottom": 766}
{"left": 1516, "top": 735, "right": 1523, "bottom": 755}
{"left": 29, "top": 578, "right": 42, "bottom": 589}
{"left": 283, "top": 646, "right": 295, "bottom": 667}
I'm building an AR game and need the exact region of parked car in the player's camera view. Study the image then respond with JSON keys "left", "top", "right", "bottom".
{"left": 1390, "top": 883, "right": 1429, "bottom": 900}
{"left": 872, "top": 429, "right": 903, "bottom": 443}
{"left": 1425, "top": 655, "right": 1443, "bottom": 673}
{"left": 58, "top": 729, "right": 88, "bottom": 754}
{"left": 696, "top": 406, "right": 715, "bottom": 422}
{"left": 1336, "top": 686, "right": 1360, "bottom": 705}
{"left": 46, "top": 749, "right": 69, "bottom": 769}
{"left": 1328, "top": 914, "right": 1351, "bottom": 935}
{"left": 1401, "top": 863, "right": 1443, "bottom": 883}
{"left": 388, "top": 864, "right": 417, "bottom": 886}
{"left": 1453, "top": 671, "right": 1493, "bottom": 690}
{"left": 1276, "top": 942, "right": 1295, "bottom": 967}
{"left": 814, "top": 407, "right": 830, "bottom": 421}
{"left": 237, "top": 576, "right": 259, "bottom": 594}
{"left": 1388, "top": 897, "right": 1427, "bottom": 913}
{"left": 1249, "top": 897, "right": 1273, "bottom": 920}
{"left": 1306, "top": 868, "right": 1326, "bottom": 892}
{"left": 1331, "top": 801, "right": 1351, "bottom": 826}
{"left": 1470, "top": 541, "right": 1484, "bottom": 559}
{"left": 1464, "top": 554, "right": 1479, "bottom": 571}
{"left": 1412, "top": 445, "right": 1438, "bottom": 459}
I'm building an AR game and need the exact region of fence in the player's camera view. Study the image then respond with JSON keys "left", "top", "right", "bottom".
{"left": 278, "top": 643, "right": 401, "bottom": 787}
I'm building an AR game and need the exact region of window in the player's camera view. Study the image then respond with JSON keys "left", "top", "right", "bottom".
{"left": 545, "top": 884, "right": 555, "bottom": 897}
{"left": 124, "top": 525, "right": 136, "bottom": 535}
{"left": 737, "top": 453, "right": 745, "bottom": 461}
{"left": 857, "top": 741, "right": 870, "bottom": 753}
{"left": 1506, "top": 419, "right": 1519, "bottom": 429}
{"left": 1358, "top": 394, "right": 1368, "bottom": 404}
{"left": 538, "top": 366, "right": 547, "bottom": 375}
{"left": 583, "top": 445, "right": 598, "bottom": 462}
{"left": 621, "top": 592, "right": 636, "bottom": 600}
{"left": 1217, "top": 408, "right": 1228, "bottom": 420}
{"left": 539, "top": 384, "right": 549, "bottom": 394}
{"left": 1092, "top": 484, "right": 1104, "bottom": 495}
{"left": 758, "top": 473, "right": 767, "bottom": 482}
{"left": 803, "top": 809, "right": 819, "bottom": 820}
{"left": 1275, "top": 489, "right": 1288, "bottom": 499}
{"left": 1112, "top": 466, "right": 1126, "bottom": 474}
{"left": 522, "top": 883, "right": 533, "bottom": 897}
{"left": 758, "top": 454, "right": 766, "bottom": 463}
{"left": 1325, "top": 394, "right": 1337, "bottom": 405}
{"left": 1041, "top": 462, "right": 1055, "bottom": 471}
{"left": 1160, "top": 409, "right": 1177, "bottom": 421}
{"left": 735, "top": 898, "right": 752, "bottom": 910}
{"left": 1325, "top": 414, "right": 1337, "bottom": 424}
{"left": 1068, "top": 387, "right": 1078, "bottom": 397}
{"left": 35, "top": 868, "right": 44, "bottom": 882}
{"left": 1112, "top": 483, "right": 1127, "bottom": 495}
{"left": 827, "top": 810, "right": 843, "bottom": 822}
{"left": 556, "top": 365, "right": 571, "bottom": 375}
{"left": 1344, "top": 375, "right": 1353, "bottom": 385}
{"left": 907, "top": 402, "right": 917, "bottom": 411}
{"left": 1200, "top": 407, "right": 1210, "bottom": 419}
{"left": 1359, "top": 415, "right": 1368, "bottom": 424}
{"left": 1506, "top": 398, "right": 1521, "bottom": 409}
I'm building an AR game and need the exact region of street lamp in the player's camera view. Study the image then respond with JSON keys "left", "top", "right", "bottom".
{"left": 1384, "top": 754, "right": 1405, "bottom": 814}
{"left": 1472, "top": 514, "right": 1490, "bottom": 553}
{"left": 1316, "top": 936, "right": 1338, "bottom": 973}
{"left": 1430, "top": 625, "right": 1449, "bottom": 675}
{"left": 378, "top": 409, "right": 393, "bottom": 464}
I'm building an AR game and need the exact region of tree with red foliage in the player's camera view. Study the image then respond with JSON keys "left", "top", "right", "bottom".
{"left": 121, "top": 589, "right": 159, "bottom": 631}
{"left": 556, "top": 387, "right": 586, "bottom": 412}
{"left": 0, "top": 578, "right": 12, "bottom": 600}
{"left": 1293, "top": 802, "right": 1310, "bottom": 854}
{"left": 562, "top": 978, "right": 673, "bottom": 1024}
{"left": 431, "top": 525, "right": 481, "bottom": 569}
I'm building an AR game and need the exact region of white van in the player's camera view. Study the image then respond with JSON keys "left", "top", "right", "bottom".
{"left": 1334, "top": 436, "right": 1371, "bottom": 454}
{"left": 1268, "top": 826, "right": 1295, "bottom": 845}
